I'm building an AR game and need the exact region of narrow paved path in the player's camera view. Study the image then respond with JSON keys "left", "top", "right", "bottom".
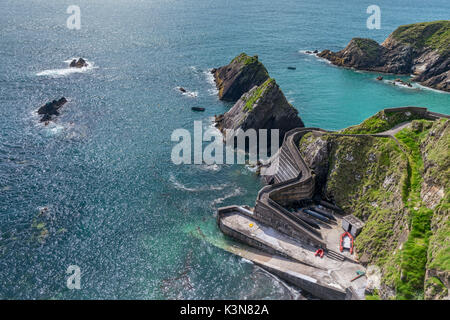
{"left": 376, "top": 121, "right": 411, "bottom": 136}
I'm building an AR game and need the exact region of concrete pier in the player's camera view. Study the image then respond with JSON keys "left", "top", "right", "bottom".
{"left": 218, "top": 207, "right": 366, "bottom": 300}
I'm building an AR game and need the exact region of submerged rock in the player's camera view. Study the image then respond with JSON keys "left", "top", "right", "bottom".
{"left": 213, "top": 53, "right": 269, "bottom": 101}
{"left": 215, "top": 78, "right": 304, "bottom": 144}
{"left": 318, "top": 21, "right": 450, "bottom": 92}
{"left": 69, "top": 58, "right": 88, "bottom": 68}
{"left": 37, "top": 97, "right": 67, "bottom": 122}
{"left": 392, "top": 78, "right": 413, "bottom": 87}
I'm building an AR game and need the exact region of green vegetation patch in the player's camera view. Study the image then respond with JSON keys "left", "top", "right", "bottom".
{"left": 393, "top": 121, "right": 435, "bottom": 299}
{"left": 391, "top": 20, "right": 450, "bottom": 55}
{"left": 231, "top": 52, "right": 260, "bottom": 65}
{"left": 319, "top": 134, "right": 407, "bottom": 271}
{"left": 342, "top": 109, "right": 425, "bottom": 134}
{"left": 353, "top": 38, "right": 381, "bottom": 59}
{"left": 299, "top": 115, "right": 449, "bottom": 299}
{"left": 243, "top": 78, "right": 274, "bottom": 111}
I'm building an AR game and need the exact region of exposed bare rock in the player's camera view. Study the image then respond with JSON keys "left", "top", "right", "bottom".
{"left": 318, "top": 21, "right": 450, "bottom": 92}
{"left": 213, "top": 53, "right": 269, "bottom": 101}
{"left": 298, "top": 132, "right": 330, "bottom": 193}
{"left": 215, "top": 78, "right": 304, "bottom": 144}
{"left": 37, "top": 97, "right": 68, "bottom": 122}
{"left": 69, "top": 58, "right": 88, "bottom": 68}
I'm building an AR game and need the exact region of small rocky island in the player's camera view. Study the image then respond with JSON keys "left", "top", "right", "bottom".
{"left": 212, "top": 53, "right": 270, "bottom": 101}
{"left": 318, "top": 20, "right": 450, "bottom": 92}
{"left": 210, "top": 52, "right": 449, "bottom": 300}
{"left": 213, "top": 53, "right": 304, "bottom": 144}
{"left": 37, "top": 97, "right": 67, "bottom": 122}
{"left": 69, "top": 58, "right": 88, "bottom": 68}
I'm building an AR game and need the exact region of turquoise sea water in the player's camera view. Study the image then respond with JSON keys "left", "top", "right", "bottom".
{"left": 0, "top": 0, "right": 449, "bottom": 299}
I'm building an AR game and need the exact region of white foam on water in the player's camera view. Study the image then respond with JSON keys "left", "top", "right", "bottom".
{"left": 204, "top": 69, "right": 219, "bottom": 96}
{"left": 384, "top": 79, "right": 421, "bottom": 91}
{"left": 175, "top": 86, "right": 198, "bottom": 98}
{"left": 41, "top": 122, "right": 65, "bottom": 136}
{"left": 415, "top": 82, "right": 450, "bottom": 94}
{"left": 240, "top": 258, "right": 254, "bottom": 265}
{"left": 169, "top": 173, "right": 228, "bottom": 192}
{"left": 210, "top": 187, "right": 242, "bottom": 206}
{"left": 298, "top": 50, "right": 320, "bottom": 57}
{"left": 200, "top": 164, "right": 222, "bottom": 172}
{"left": 36, "top": 59, "right": 96, "bottom": 78}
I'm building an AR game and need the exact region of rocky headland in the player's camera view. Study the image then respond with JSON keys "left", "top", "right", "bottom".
{"left": 318, "top": 21, "right": 450, "bottom": 92}
{"left": 213, "top": 53, "right": 304, "bottom": 144}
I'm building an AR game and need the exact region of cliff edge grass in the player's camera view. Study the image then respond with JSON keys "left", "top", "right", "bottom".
{"left": 298, "top": 110, "right": 449, "bottom": 299}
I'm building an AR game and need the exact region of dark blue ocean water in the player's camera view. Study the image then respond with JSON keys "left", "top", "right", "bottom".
{"left": 0, "top": 0, "right": 449, "bottom": 299}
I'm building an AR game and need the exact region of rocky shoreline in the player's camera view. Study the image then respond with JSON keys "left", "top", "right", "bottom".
{"left": 318, "top": 21, "right": 450, "bottom": 92}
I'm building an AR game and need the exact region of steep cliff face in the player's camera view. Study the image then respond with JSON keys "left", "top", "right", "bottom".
{"left": 297, "top": 113, "right": 449, "bottom": 300}
{"left": 213, "top": 53, "right": 270, "bottom": 101}
{"left": 299, "top": 133, "right": 408, "bottom": 298}
{"left": 215, "top": 78, "right": 304, "bottom": 144}
{"left": 420, "top": 119, "right": 449, "bottom": 299}
{"left": 318, "top": 21, "right": 450, "bottom": 92}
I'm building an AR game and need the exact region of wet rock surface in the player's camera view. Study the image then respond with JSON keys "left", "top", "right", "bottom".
{"left": 213, "top": 53, "right": 269, "bottom": 101}
{"left": 37, "top": 97, "right": 67, "bottom": 122}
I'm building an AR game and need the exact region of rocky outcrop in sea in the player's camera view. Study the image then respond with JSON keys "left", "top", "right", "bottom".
{"left": 37, "top": 97, "right": 67, "bottom": 122}
{"left": 69, "top": 58, "right": 88, "bottom": 68}
{"left": 215, "top": 78, "right": 304, "bottom": 144}
{"left": 318, "top": 21, "right": 450, "bottom": 92}
{"left": 212, "top": 53, "right": 269, "bottom": 101}
{"left": 213, "top": 53, "right": 304, "bottom": 144}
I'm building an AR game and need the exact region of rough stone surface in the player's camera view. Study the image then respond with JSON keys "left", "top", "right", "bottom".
{"left": 318, "top": 21, "right": 450, "bottom": 92}
{"left": 213, "top": 53, "right": 269, "bottom": 101}
{"left": 37, "top": 97, "right": 68, "bottom": 122}
{"left": 69, "top": 58, "right": 88, "bottom": 68}
{"left": 215, "top": 78, "right": 304, "bottom": 144}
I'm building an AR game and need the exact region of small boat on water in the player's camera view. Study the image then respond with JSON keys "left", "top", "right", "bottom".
{"left": 287, "top": 66, "right": 296, "bottom": 70}
{"left": 191, "top": 107, "right": 205, "bottom": 112}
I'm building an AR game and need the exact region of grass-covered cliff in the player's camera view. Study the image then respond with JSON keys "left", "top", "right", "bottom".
{"left": 298, "top": 110, "right": 449, "bottom": 299}
{"left": 391, "top": 20, "right": 450, "bottom": 56}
